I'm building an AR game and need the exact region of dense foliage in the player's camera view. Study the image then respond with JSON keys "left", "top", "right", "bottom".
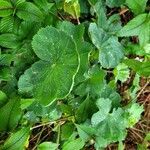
{"left": 0, "top": 0, "right": 149, "bottom": 149}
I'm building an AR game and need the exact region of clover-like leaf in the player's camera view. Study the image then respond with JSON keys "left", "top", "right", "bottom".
{"left": 18, "top": 26, "right": 79, "bottom": 105}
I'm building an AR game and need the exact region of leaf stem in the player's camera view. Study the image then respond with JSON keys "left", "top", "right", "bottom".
{"left": 31, "top": 115, "right": 73, "bottom": 130}
{"left": 56, "top": 124, "right": 61, "bottom": 149}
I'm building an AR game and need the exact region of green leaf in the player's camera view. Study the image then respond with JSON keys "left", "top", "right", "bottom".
{"left": 18, "top": 26, "right": 79, "bottom": 105}
{"left": 95, "top": 108, "right": 127, "bottom": 148}
{"left": 145, "top": 133, "right": 150, "bottom": 141}
{"left": 26, "top": 101, "right": 61, "bottom": 120}
{"left": 91, "top": 98, "right": 112, "bottom": 126}
{"left": 92, "top": 1, "right": 107, "bottom": 29}
{"left": 89, "top": 4, "right": 122, "bottom": 33}
{"left": 2, "top": 128, "right": 30, "bottom": 150}
{"left": 0, "top": 97, "right": 22, "bottom": 131}
{"left": 79, "top": 0, "right": 90, "bottom": 14}
{"left": 37, "top": 142, "right": 58, "bottom": 150}
{"left": 89, "top": 23, "right": 108, "bottom": 49}
{"left": 138, "top": 19, "right": 150, "bottom": 46}
{"left": 64, "top": 0, "right": 80, "bottom": 19}
{"left": 0, "top": 34, "right": 20, "bottom": 49}
{"left": 18, "top": 20, "right": 41, "bottom": 40}
{"left": 118, "top": 13, "right": 150, "bottom": 46}
{"left": 61, "top": 123, "right": 74, "bottom": 141}
{"left": 0, "top": 16, "right": 14, "bottom": 33}
{"left": 16, "top": 2, "right": 44, "bottom": 22}
{"left": 123, "top": 59, "right": 150, "bottom": 77}
{"left": 58, "top": 21, "right": 92, "bottom": 84}
{"left": 99, "top": 37, "right": 124, "bottom": 68}
{"left": 125, "top": 43, "right": 148, "bottom": 56}
{"left": 106, "top": 0, "right": 125, "bottom": 8}
{"left": 0, "top": 54, "right": 13, "bottom": 66}
{"left": 74, "top": 66, "right": 106, "bottom": 96}
{"left": 143, "top": 44, "right": 150, "bottom": 55}
{"left": 75, "top": 42, "right": 92, "bottom": 83}
{"left": 33, "top": 0, "right": 54, "bottom": 13}
{"left": 76, "top": 96, "right": 93, "bottom": 123}
{"left": 57, "top": 21, "right": 84, "bottom": 45}
{"left": 125, "top": 103, "right": 143, "bottom": 128}
{"left": 60, "top": 104, "right": 73, "bottom": 115}
{"left": 99, "top": 85, "right": 121, "bottom": 108}
{"left": 89, "top": 23, "right": 124, "bottom": 68}
{"left": 0, "top": 68, "right": 12, "bottom": 82}
{"left": 20, "top": 98, "right": 34, "bottom": 110}
{"left": 62, "top": 138, "right": 84, "bottom": 150}
{"left": 126, "top": 0, "right": 148, "bottom": 15}
{"left": 118, "top": 14, "right": 148, "bottom": 36}
{"left": 0, "top": 90, "right": 7, "bottom": 108}
{"left": 114, "top": 63, "right": 130, "bottom": 82}
{"left": 107, "top": 14, "right": 122, "bottom": 34}
{"left": 76, "top": 124, "right": 96, "bottom": 142}
{"left": 0, "top": 0, "right": 13, "bottom": 17}
{"left": 118, "top": 141, "right": 125, "bottom": 150}
{"left": 12, "top": 0, "right": 25, "bottom": 6}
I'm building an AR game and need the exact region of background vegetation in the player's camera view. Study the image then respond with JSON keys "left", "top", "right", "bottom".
{"left": 0, "top": 0, "right": 150, "bottom": 149}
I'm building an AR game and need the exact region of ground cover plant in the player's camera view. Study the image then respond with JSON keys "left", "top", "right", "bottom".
{"left": 0, "top": 0, "right": 150, "bottom": 149}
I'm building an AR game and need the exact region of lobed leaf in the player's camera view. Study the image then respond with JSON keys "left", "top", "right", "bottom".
{"left": 18, "top": 26, "right": 79, "bottom": 105}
